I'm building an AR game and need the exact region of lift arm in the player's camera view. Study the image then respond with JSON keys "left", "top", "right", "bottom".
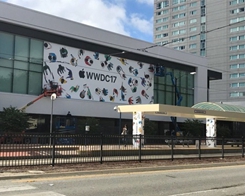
{"left": 19, "top": 94, "right": 46, "bottom": 112}
{"left": 19, "top": 82, "right": 59, "bottom": 112}
{"left": 154, "top": 66, "right": 183, "bottom": 134}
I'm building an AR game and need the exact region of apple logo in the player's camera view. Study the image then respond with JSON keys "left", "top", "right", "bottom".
{"left": 79, "top": 69, "right": 85, "bottom": 78}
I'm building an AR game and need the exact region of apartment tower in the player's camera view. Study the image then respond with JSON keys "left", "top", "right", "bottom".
{"left": 154, "top": 0, "right": 245, "bottom": 102}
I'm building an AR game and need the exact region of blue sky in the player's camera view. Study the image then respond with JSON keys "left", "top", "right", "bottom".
{"left": 2, "top": 0, "right": 154, "bottom": 42}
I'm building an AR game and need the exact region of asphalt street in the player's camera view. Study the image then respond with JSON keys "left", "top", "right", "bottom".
{"left": 1, "top": 164, "right": 245, "bottom": 196}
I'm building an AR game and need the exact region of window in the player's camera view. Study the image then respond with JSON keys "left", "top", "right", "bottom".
{"left": 156, "top": 1, "right": 169, "bottom": 9}
{"left": 230, "top": 73, "right": 239, "bottom": 78}
{"left": 230, "top": 83, "right": 239, "bottom": 87}
{"left": 173, "top": 0, "right": 186, "bottom": 5}
{"left": 201, "top": 7, "right": 206, "bottom": 16}
{"left": 230, "top": 25, "right": 245, "bottom": 32}
{"left": 156, "top": 9, "right": 169, "bottom": 15}
{"left": 230, "top": 44, "right": 245, "bottom": 50}
{"left": 190, "top": 27, "right": 197, "bottom": 32}
{"left": 230, "top": 16, "right": 245, "bottom": 24}
{"left": 230, "top": 72, "right": 245, "bottom": 78}
{"left": 156, "top": 19, "right": 163, "bottom": 23}
{"left": 190, "top": 35, "right": 197, "bottom": 40}
{"left": 190, "top": 10, "right": 197, "bottom": 15}
{"left": 155, "top": 34, "right": 162, "bottom": 39}
{"left": 230, "top": 35, "right": 245, "bottom": 41}
{"left": 231, "top": 82, "right": 245, "bottom": 87}
{"left": 230, "top": 0, "right": 245, "bottom": 5}
{"left": 172, "top": 38, "right": 185, "bottom": 43}
{"left": 172, "top": 21, "right": 185, "bottom": 27}
{"left": 0, "top": 31, "right": 43, "bottom": 95}
{"left": 230, "top": 54, "right": 245, "bottom": 60}
{"left": 200, "top": 41, "right": 205, "bottom": 49}
{"left": 172, "top": 13, "right": 186, "bottom": 19}
{"left": 230, "top": 92, "right": 240, "bottom": 97}
{"left": 230, "top": 7, "right": 245, "bottom": 14}
{"left": 201, "top": 16, "right": 206, "bottom": 23}
{"left": 190, "top": 18, "right": 197, "bottom": 24}
{"left": 172, "top": 29, "right": 186, "bottom": 35}
{"left": 189, "top": 43, "right": 197, "bottom": 49}
{"left": 190, "top": 2, "right": 197, "bottom": 7}
{"left": 172, "top": 5, "right": 186, "bottom": 11}
{"left": 174, "top": 45, "right": 185, "bottom": 50}
{"left": 200, "top": 49, "right": 206, "bottom": 56}
{"left": 200, "top": 33, "right": 206, "bottom": 40}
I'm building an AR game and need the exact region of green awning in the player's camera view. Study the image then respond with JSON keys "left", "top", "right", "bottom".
{"left": 192, "top": 102, "right": 245, "bottom": 113}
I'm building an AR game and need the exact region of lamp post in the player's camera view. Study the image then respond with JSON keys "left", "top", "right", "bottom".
{"left": 50, "top": 93, "right": 57, "bottom": 145}
{"left": 174, "top": 77, "right": 177, "bottom": 134}
{"left": 114, "top": 106, "right": 121, "bottom": 149}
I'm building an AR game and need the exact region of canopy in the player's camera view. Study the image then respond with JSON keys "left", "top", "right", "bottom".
{"left": 116, "top": 103, "right": 245, "bottom": 122}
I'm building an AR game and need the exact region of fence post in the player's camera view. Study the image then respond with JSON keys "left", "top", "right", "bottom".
{"left": 139, "top": 134, "right": 142, "bottom": 163}
{"left": 198, "top": 136, "right": 201, "bottom": 160}
{"left": 242, "top": 136, "right": 244, "bottom": 158}
{"left": 221, "top": 136, "right": 224, "bottom": 159}
{"left": 100, "top": 133, "right": 103, "bottom": 164}
{"left": 171, "top": 136, "right": 174, "bottom": 161}
{"left": 51, "top": 133, "right": 55, "bottom": 167}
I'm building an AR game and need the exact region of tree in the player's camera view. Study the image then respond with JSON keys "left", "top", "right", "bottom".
{"left": 0, "top": 106, "right": 30, "bottom": 133}
{"left": 182, "top": 119, "right": 205, "bottom": 137}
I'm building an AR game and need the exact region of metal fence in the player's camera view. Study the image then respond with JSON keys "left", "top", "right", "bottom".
{"left": 0, "top": 133, "right": 244, "bottom": 167}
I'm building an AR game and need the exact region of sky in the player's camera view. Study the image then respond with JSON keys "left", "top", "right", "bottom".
{"left": 2, "top": 0, "right": 154, "bottom": 43}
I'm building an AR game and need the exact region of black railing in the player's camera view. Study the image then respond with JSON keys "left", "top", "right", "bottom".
{"left": 0, "top": 133, "right": 244, "bottom": 167}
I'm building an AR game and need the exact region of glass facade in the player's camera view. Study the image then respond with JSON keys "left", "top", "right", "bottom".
{"left": 154, "top": 68, "right": 194, "bottom": 107}
{"left": 0, "top": 31, "right": 43, "bottom": 95}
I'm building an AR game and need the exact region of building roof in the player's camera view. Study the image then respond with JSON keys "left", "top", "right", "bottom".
{"left": 192, "top": 102, "right": 245, "bottom": 113}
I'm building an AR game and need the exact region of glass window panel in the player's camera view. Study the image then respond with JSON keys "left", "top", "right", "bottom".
{"left": 181, "top": 93, "right": 187, "bottom": 106}
{"left": 0, "top": 58, "right": 13, "bottom": 68}
{"left": 29, "top": 63, "right": 42, "bottom": 72}
{"left": 15, "top": 35, "right": 29, "bottom": 61}
{"left": 13, "top": 69, "right": 28, "bottom": 94}
{"left": 14, "top": 61, "right": 28, "bottom": 70}
{"left": 28, "top": 72, "right": 42, "bottom": 95}
{"left": 187, "top": 94, "right": 194, "bottom": 106}
{"left": 0, "top": 32, "right": 14, "bottom": 59}
{"left": 0, "top": 67, "right": 12, "bottom": 92}
{"left": 165, "top": 91, "right": 173, "bottom": 105}
{"left": 30, "top": 39, "right": 43, "bottom": 64}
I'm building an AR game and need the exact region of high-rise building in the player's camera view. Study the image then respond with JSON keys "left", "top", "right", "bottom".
{"left": 154, "top": 0, "right": 245, "bottom": 103}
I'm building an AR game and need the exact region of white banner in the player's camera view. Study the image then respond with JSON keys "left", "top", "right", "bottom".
{"left": 43, "top": 42, "right": 154, "bottom": 104}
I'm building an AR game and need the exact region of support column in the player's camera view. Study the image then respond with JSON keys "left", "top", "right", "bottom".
{"left": 206, "top": 118, "right": 217, "bottom": 147}
{"left": 132, "top": 111, "right": 145, "bottom": 148}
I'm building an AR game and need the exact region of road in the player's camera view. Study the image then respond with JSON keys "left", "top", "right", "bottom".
{"left": 1, "top": 165, "right": 245, "bottom": 196}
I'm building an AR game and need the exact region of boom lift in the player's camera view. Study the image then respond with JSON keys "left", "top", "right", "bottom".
{"left": 19, "top": 81, "right": 61, "bottom": 112}
{"left": 154, "top": 66, "right": 183, "bottom": 135}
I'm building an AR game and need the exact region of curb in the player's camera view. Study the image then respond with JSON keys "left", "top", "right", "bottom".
{"left": 1, "top": 161, "right": 245, "bottom": 181}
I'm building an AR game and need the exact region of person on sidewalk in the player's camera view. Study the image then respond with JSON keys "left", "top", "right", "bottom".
{"left": 121, "top": 124, "right": 128, "bottom": 147}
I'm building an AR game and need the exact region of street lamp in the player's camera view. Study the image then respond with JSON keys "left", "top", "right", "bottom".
{"left": 114, "top": 106, "right": 121, "bottom": 149}
{"left": 50, "top": 93, "right": 57, "bottom": 145}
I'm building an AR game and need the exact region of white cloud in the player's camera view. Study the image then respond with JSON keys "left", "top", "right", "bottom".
{"left": 130, "top": 14, "right": 153, "bottom": 35}
{"left": 6, "top": 0, "right": 131, "bottom": 36}
{"left": 136, "top": 0, "right": 154, "bottom": 6}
